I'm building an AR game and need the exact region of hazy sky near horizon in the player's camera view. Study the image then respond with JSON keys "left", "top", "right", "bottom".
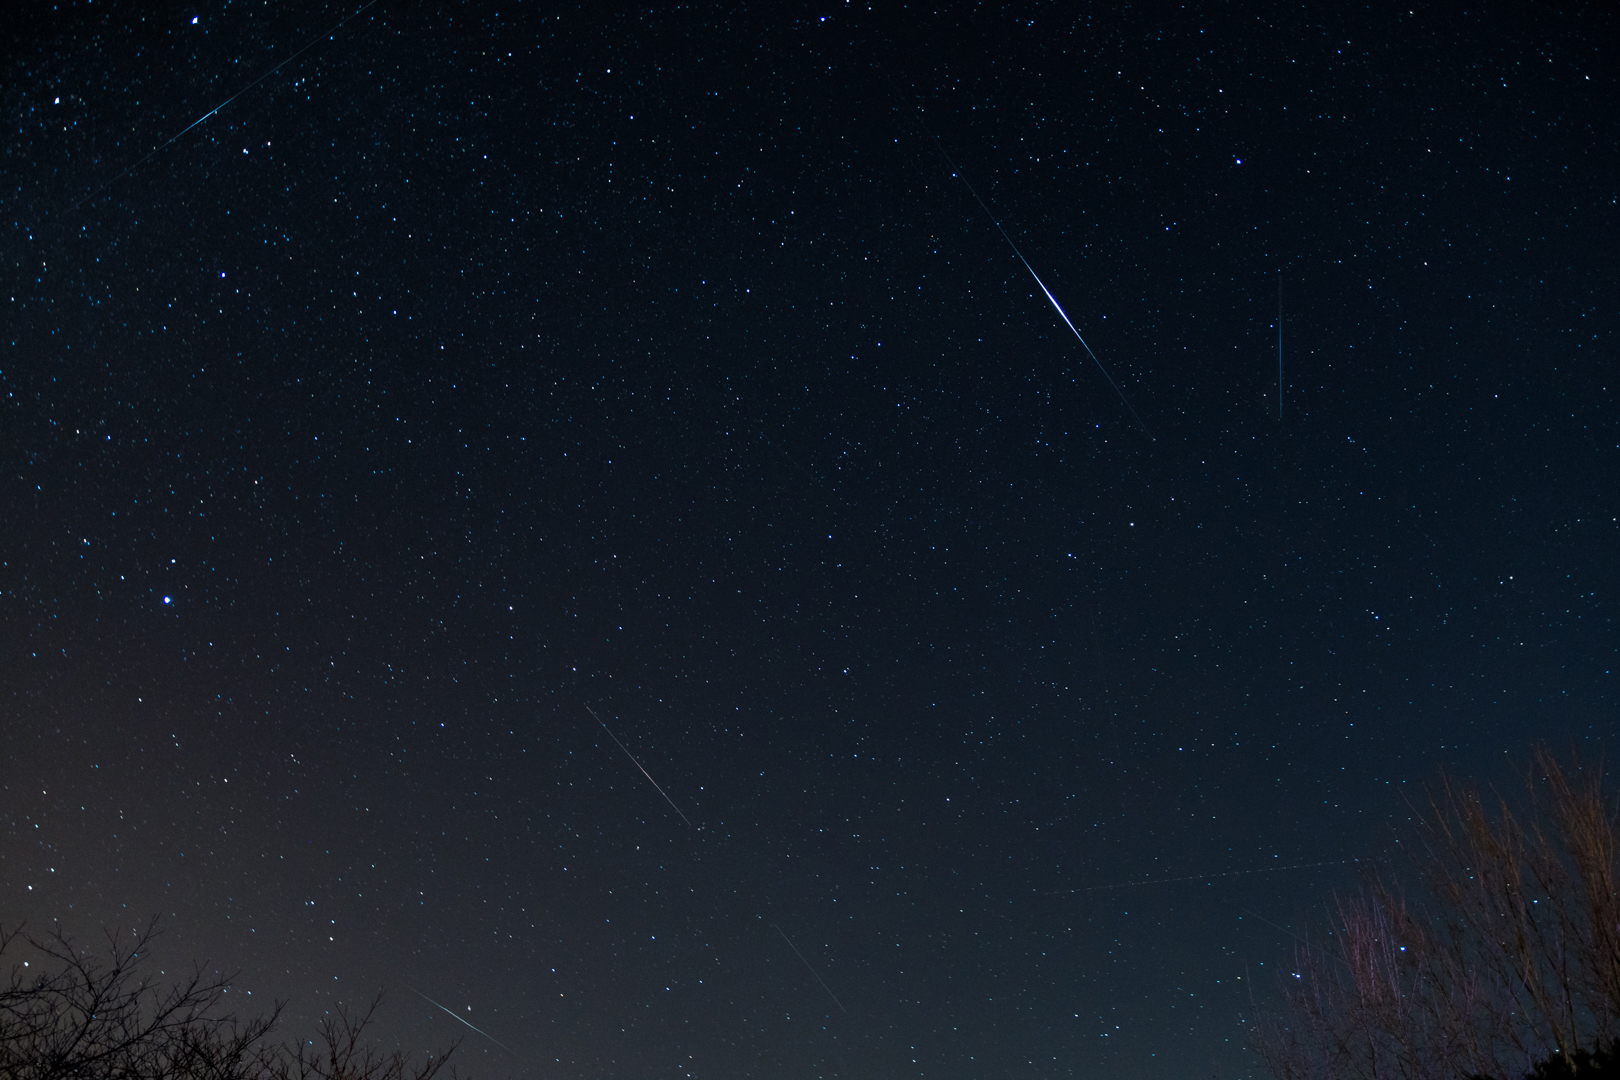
{"left": 4, "top": 2, "right": 1616, "bottom": 1077}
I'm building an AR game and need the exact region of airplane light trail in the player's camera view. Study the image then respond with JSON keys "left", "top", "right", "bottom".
{"left": 407, "top": 986, "right": 517, "bottom": 1056}
{"left": 586, "top": 705, "right": 694, "bottom": 828}
{"left": 772, "top": 924, "right": 847, "bottom": 1014}
{"left": 922, "top": 122, "right": 1152, "bottom": 439}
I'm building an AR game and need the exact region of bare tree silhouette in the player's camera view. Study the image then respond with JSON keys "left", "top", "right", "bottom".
{"left": 1249, "top": 748, "right": 1620, "bottom": 1080}
{"left": 0, "top": 918, "right": 461, "bottom": 1080}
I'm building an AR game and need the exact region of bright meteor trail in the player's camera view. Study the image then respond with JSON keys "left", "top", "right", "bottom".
{"left": 586, "top": 705, "right": 694, "bottom": 828}
{"left": 65, "top": 0, "right": 381, "bottom": 214}
{"left": 923, "top": 123, "right": 1153, "bottom": 439}
{"left": 407, "top": 986, "right": 517, "bottom": 1056}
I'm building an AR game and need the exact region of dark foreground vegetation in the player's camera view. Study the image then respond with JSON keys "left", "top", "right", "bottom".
{"left": 1250, "top": 747, "right": 1620, "bottom": 1080}
{"left": 0, "top": 920, "right": 459, "bottom": 1080}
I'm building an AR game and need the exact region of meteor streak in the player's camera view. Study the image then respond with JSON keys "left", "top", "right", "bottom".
{"left": 407, "top": 986, "right": 517, "bottom": 1056}
{"left": 586, "top": 705, "right": 694, "bottom": 828}
{"left": 922, "top": 123, "right": 1152, "bottom": 439}
{"left": 66, "top": 0, "right": 381, "bottom": 213}
{"left": 772, "top": 923, "right": 847, "bottom": 1014}
{"left": 1053, "top": 856, "right": 1378, "bottom": 894}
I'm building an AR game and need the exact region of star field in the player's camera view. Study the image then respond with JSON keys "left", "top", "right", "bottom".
{"left": 3, "top": 2, "right": 1616, "bottom": 1078}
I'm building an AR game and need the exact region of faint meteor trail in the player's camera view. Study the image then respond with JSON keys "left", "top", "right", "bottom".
{"left": 772, "top": 923, "right": 847, "bottom": 1014}
{"left": 920, "top": 121, "right": 1153, "bottom": 439}
{"left": 585, "top": 705, "right": 694, "bottom": 827}
{"left": 1278, "top": 271, "right": 1284, "bottom": 420}
{"left": 65, "top": 0, "right": 381, "bottom": 213}
{"left": 407, "top": 985, "right": 517, "bottom": 1056}
{"left": 1053, "top": 856, "right": 1378, "bottom": 894}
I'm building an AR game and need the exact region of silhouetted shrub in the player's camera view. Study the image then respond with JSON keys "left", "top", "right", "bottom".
{"left": 1250, "top": 748, "right": 1620, "bottom": 1080}
{"left": 0, "top": 918, "right": 460, "bottom": 1080}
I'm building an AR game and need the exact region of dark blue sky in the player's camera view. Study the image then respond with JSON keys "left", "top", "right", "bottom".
{"left": 3, "top": 2, "right": 1615, "bottom": 1077}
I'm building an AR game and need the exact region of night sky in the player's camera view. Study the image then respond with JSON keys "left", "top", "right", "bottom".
{"left": 4, "top": 2, "right": 1616, "bottom": 1077}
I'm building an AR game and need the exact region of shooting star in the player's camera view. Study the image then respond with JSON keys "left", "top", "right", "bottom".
{"left": 1278, "top": 271, "right": 1284, "bottom": 420}
{"left": 1053, "top": 856, "right": 1378, "bottom": 894}
{"left": 772, "top": 923, "right": 847, "bottom": 1014}
{"left": 66, "top": 0, "right": 380, "bottom": 213}
{"left": 586, "top": 705, "right": 694, "bottom": 828}
{"left": 407, "top": 986, "right": 518, "bottom": 1056}
{"left": 921, "top": 121, "right": 1152, "bottom": 439}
